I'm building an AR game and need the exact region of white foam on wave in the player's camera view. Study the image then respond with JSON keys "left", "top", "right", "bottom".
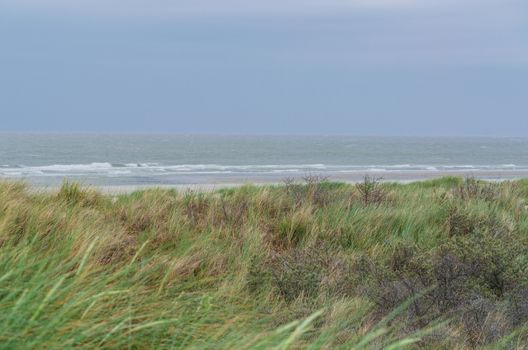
{"left": 366, "top": 168, "right": 388, "bottom": 172}
{"left": 0, "top": 163, "right": 115, "bottom": 177}
{"left": 108, "top": 170, "right": 132, "bottom": 176}
{"left": 1, "top": 162, "right": 527, "bottom": 178}
{"left": 388, "top": 164, "right": 412, "bottom": 168}
{"left": 33, "top": 162, "right": 114, "bottom": 172}
{"left": 448, "top": 165, "right": 476, "bottom": 169}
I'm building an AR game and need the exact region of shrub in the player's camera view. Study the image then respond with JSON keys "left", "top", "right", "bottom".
{"left": 249, "top": 246, "right": 356, "bottom": 303}
{"left": 355, "top": 175, "right": 386, "bottom": 206}
{"left": 268, "top": 249, "right": 326, "bottom": 301}
{"left": 451, "top": 177, "right": 499, "bottom": 202}
{"left": 360, "top": 234, "right": 528, "bottom": 347}
{"left": 282, "top": 175, "right": 344, "bottom": 208}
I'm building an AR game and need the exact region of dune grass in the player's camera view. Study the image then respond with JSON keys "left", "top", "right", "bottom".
{"left": 1, "top": 177, "right": 528, "bottom": 349}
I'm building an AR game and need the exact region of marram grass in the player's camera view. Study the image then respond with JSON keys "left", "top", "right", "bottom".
{"left": 0, "top": 177, "right": 528, "bottom": 349}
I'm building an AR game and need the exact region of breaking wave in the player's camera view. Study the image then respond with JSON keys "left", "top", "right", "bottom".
{"left": 0, "top": 162, "right": 526, "bottom": 178}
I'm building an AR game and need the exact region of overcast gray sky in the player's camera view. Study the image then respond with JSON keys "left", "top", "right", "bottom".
{"left": 1, "top": 0, "right": 527, "bottom": 135}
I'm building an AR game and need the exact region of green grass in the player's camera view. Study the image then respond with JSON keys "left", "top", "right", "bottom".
{"left": 1, "top": 177, "right": 528, "bottom": 349}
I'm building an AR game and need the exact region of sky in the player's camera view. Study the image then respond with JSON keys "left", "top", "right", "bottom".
{"left": 1, "top": 0, "right": 527, "bottom": 135}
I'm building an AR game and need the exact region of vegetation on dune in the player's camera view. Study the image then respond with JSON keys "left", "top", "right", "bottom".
{"left": 1, "top": 177, "right": 528, "bottom": 349}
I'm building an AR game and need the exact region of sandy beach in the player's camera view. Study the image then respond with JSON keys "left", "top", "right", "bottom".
{"left": 27, "top": 169, "right": 528, "bottom": 194}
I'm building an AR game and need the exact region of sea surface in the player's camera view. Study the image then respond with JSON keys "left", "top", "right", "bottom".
{"left": 1, "top": 134, "right": 528, "bottom": 186}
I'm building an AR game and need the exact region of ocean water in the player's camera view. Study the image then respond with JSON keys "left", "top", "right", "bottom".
{"left": 1, "top": 134, "right": 527, "bottom": 186}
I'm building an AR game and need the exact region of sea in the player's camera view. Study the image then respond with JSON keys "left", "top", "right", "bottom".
{"left": 1, "top": 134, "right": 527, "bottom": 187}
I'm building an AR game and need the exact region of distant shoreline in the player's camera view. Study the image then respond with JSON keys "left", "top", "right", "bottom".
{"left": 24, "top": 169, "right": 528, "bottom": 194}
